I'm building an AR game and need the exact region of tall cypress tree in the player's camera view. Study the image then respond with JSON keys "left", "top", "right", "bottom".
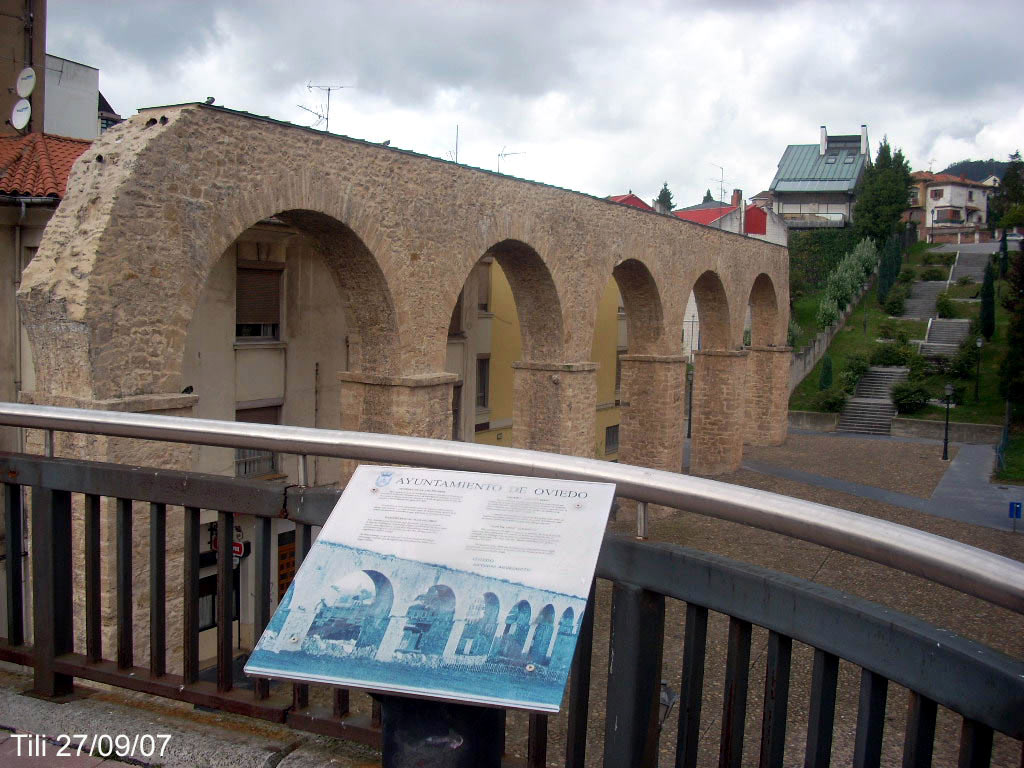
{"left": 980, "top": 262, "right": 996, "bottom": 340}
{"left": 656, "top": 183, "right": 674, "bottom": 212}
{"left": 999, "top": 247, "right": 1024, "bottom": 403}
{"left": 1000, "top": 230, "right": 1009, "bottom": 278}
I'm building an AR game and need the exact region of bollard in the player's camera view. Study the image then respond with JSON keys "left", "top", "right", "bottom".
{"left": 376, "top": 694, "right": 505, "bottom": 768}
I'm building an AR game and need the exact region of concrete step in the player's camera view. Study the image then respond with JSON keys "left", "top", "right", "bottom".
{"left": 950, "top": 252, "right": 990, "bottom": 283}
{"left": 920, "top": 342, "right": 958, "bottom": 358}
{"left": 901, "top": 281, "right": 947, "bottom": 319}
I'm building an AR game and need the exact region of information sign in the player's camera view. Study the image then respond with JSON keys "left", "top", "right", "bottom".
{"left": 245, "top": 465, "right": 614, "bottom": 712}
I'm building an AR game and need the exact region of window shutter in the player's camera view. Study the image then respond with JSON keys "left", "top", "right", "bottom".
{"left": 236, "top": 261, "right": 283, "bottom": 325}
{"left": 236, "top": 406, "right": 280, "bottom": 425}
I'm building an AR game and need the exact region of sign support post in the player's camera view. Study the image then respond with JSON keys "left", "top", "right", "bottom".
{"left": 376, "top": 694, "right": 504, "bottom": 767}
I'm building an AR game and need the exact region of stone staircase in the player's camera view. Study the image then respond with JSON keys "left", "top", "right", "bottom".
{"left": 837, "top": 366, "right": 908, "bottom": 435}
{"left": 900, "top": 281, "right": 945, "bottom": 319}
{"left": 949, "top": 252, "right": 991, "bottom": 283}
{"left": 919, "top": 318, "right": 970, "bottom": 358}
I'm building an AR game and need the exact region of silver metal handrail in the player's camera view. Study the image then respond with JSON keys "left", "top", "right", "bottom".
{"left": 2, "top": 401, "right": 1023, "bottom": 615}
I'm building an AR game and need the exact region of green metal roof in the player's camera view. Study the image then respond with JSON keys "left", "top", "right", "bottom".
{"left": 769, "top": 144, "right": 866, "bottom": 193}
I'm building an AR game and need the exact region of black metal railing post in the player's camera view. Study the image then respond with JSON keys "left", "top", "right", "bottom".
{"left": 602, "top": 582, "right": 665, "bottom": 768}
{"left": 3, "top": 483, "right": 24, "bottom": 646}
{"left": 30, "top": 486, "right": 74, "bottom": 697}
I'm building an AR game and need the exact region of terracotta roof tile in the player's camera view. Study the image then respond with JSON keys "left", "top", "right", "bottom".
{"left": 0, "top": 132, "right": 91, "bottom": 198}
{"left": 607, "top": 193, "right": 654, "bottom": 211}
{"left": 674, "top": 205, "right": 737, "bottom": 226}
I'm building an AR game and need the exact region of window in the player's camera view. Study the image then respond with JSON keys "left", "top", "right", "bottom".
{"left": 197, "top": 570, "right": 240, "bottom": 632}
{"left": 930, "top": 189, "right": 943, "bottom": 200}
{"left": 235, "top": 405, "right": 280, "bottom": 477}
{"left": 277, "top": 530, "right": 296, "bottom": 602}
{"left": 605, "top": 425, "right": 619, "bottom": 455}
{"left": 968, "top": 190, "right": 974, "bottom": 201}
{"left": 843, "top": 154, "right": 854, "bottom": 164}
{"left": 909, "top": 189, "right": 919, "bottom": 205}
{"left": 824, "top": 153, "right": 838, "bottom": 164}
{"left": 935, "top": 209, "right": 963, "bottom": 224}
{"left": 615, "top": 349, "right": 626, "bottom": 395}
{"left": 476, "top": 356, "right": 490, "bottom": 408}
{"left": 236, "top": 260, "right": 284, "bottom": 340}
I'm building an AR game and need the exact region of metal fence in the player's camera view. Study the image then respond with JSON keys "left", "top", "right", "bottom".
{"left": 2, "top": 402, "right": 1023, "bottom": 767}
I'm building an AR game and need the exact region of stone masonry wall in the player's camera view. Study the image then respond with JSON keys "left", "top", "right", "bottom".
{"left": 690, "top": 351, "right": 749, "bottom": 476}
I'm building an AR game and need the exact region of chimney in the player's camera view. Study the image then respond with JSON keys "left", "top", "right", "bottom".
{"left": 860, "top": 124, "right": 868, "bottom": 156}
{"left": 820, "top": 125, "right": 827, "bottom": 155}
{"left": 730, "top": 188, "right": 742, "bottom": 208}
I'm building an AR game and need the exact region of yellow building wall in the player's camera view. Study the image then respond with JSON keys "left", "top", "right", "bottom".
{"left": 474, "top": 261, "right": 520, "bottom": 447}
{"left": 592, "top": 278, "right": 623, "bottom": 460}
{"left": 474, "top": 264, "right": 623, "bottom": 460}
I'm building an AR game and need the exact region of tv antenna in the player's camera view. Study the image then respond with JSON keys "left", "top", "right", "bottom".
{"left": 709, "top": 163, "right": 728, "bottom": 203}
{"left": 298, "top": 83, "right": 352, "bottom": 132}
{"left": 446, "top": 125, "right": 460, "bottom": 163}
{"left": 497, "top": 146, "right": 524, "bottom": 174}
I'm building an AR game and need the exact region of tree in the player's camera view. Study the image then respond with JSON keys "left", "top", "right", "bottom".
{"left": 853, "top": 137, "right": 912, "bottom": 245}
{"left": 980, "top": 262, "right": 996, "bottom": 340}
{"left": 990, "top": 151, "right": 1024, "bottom": 227}
{"left": 702, "top": 189, "right": 714, "bottom": 203}
{"left": 999, "top": 246, "right": 1024, "bottom": 403}
{"left": 656, "top": 183, "right": 674, "bottom": 212}
{"left": 819, "top": 355, "right": 833, "bottom": 390}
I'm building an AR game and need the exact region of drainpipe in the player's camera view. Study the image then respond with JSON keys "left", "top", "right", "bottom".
{"left": 14, "top": 201, "right": 24, "bottom": 454}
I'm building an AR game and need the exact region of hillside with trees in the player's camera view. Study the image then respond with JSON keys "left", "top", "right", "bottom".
{"left": 939, "top": 158, "right": 1008, "bottom": 181}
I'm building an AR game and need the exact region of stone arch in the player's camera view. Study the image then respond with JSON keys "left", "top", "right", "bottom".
{"left": 492, "top": 599, "right": 532, "bottom": 660}
{"left": 397, "top": 584, "right": 456, "bottom": 656}
{"left": 549, "top": 606, "right": 578, "bottom": 670}
{"left": 747, "top": 272, "right": 783, "bottom": 347}
{"left": 308, "top": 569, "right": 394, "bottom": 655}
{"left": 455, "top": 592, "right": 501, "bottom": 657}
{"left": 484, "top": 239, "right": 565, "bottom": 362}
{"left": 527, "top": 603, "right": 556, "bottom": 663}
{"left": 612, "top": 258, "right": 664, "bottom": 355}
{"left": 690, "top": 270, "right": 732, "bottom": 351}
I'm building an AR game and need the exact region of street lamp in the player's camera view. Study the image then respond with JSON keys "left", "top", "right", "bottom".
{"left": 942, "top": 382, "right": 953, "bottom": 461}
{"left": 975, "top": 336, "right": 984, "bottom": 401}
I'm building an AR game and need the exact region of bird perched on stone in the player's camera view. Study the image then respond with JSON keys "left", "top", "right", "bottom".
{"left": 204, "top": 97, "right": 215, "bottom": 105}
{"left": 382, "top": 139, "right": 390, "bottom": 146}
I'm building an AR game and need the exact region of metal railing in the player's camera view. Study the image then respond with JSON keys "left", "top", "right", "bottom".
{"left": 1, "top": 402, "right": 1023, "bottom": 767}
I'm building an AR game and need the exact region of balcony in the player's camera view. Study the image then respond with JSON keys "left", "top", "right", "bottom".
{"left": 1, "top": 403, "right": 1022, "bottom": 767}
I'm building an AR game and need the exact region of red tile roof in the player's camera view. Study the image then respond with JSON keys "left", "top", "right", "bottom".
{"left": 674, "top": 204, "right": 737, "bottom": 226}
{"left": 0, "top": 132, "right": 91, "bottom": 198}
{"left": 607, "top": 193, "right": 654, "bottom": 211}
{"left": 912, "top": 171, "right": 988, "bottom": 188}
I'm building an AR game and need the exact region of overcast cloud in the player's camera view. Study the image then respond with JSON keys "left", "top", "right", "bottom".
{"left": 48, "top": 0, "right": 1024, "bottom": 207}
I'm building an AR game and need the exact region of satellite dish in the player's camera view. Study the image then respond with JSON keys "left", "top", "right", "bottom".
{"left": 11, "top": 99, "right": 31, "bottom": 130}
{"left": 16, "top": 67, "right": 36, "bottom": 98}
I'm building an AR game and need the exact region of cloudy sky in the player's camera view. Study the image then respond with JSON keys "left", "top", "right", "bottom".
{"left": 48, "top": 0, "right": 1023, "bottom": 208}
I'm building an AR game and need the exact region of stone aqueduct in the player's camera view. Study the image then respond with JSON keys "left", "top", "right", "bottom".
{"left": 19, "top": 103, "right": 790, "bottom": 477}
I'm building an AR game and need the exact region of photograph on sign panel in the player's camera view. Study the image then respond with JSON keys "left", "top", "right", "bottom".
{"left": 245, "top": 465, "right": 613, "bottom": 711}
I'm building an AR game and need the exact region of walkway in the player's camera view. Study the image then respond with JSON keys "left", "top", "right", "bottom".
{"left": 901, "top": 280, "right": 944, "bottom": 318}
{"left": 950, "top": 251, "right": 991, "bottom": 283}
{"left": 745, "top": 430, "right": 1022, "bottom": 532}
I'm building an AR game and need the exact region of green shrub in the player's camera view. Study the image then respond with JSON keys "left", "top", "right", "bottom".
{"left": 891, "top": 381, "right": 930, "bottom": 413}
{"left": 884, "top": 284, "right": 908, "bottom": 316}
{"left": 816, "top": 297, "right": 840, "bottom": 329}
{"left": 787, "top": 318, "right": 802, "bottom": 347}
{"left": 878, "top": 318, "right": 898, "bottom": 339}
{"left": 898, "top": 268, "right": 915, "bottom": 284}
{"left": 950, "top": 336, "right": 981, "bottom": 379}
{"left": 819, "top": 355, "right": 834, "bottom": 390}
{"left": 921, "top": 266, "right": 947, "bottom": 281}
{"left": 743, "top": 329, "right": 751, "bottom": 346}
{"left": 936, "top": 291, "right": 956, "bottom": 318}
{"left": 846, "top": 352, "right": 870, "bottom": 379}
{"left": 956, "top": 275, "right": 974, "bottom": 286}
{"left": 907, "top": 350, "right": 928, "bottom": 380}
{"left": 816, "top": 389, "right": 847, "bottom": 412}
{"left": 870, "top": 343, "right": 911, "bottom": 366}
{"left": 923, "top": 251, "right": 939, "bottom": 265}
{"left": 839, "top": 369, "right": 859, "bottom": 393}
